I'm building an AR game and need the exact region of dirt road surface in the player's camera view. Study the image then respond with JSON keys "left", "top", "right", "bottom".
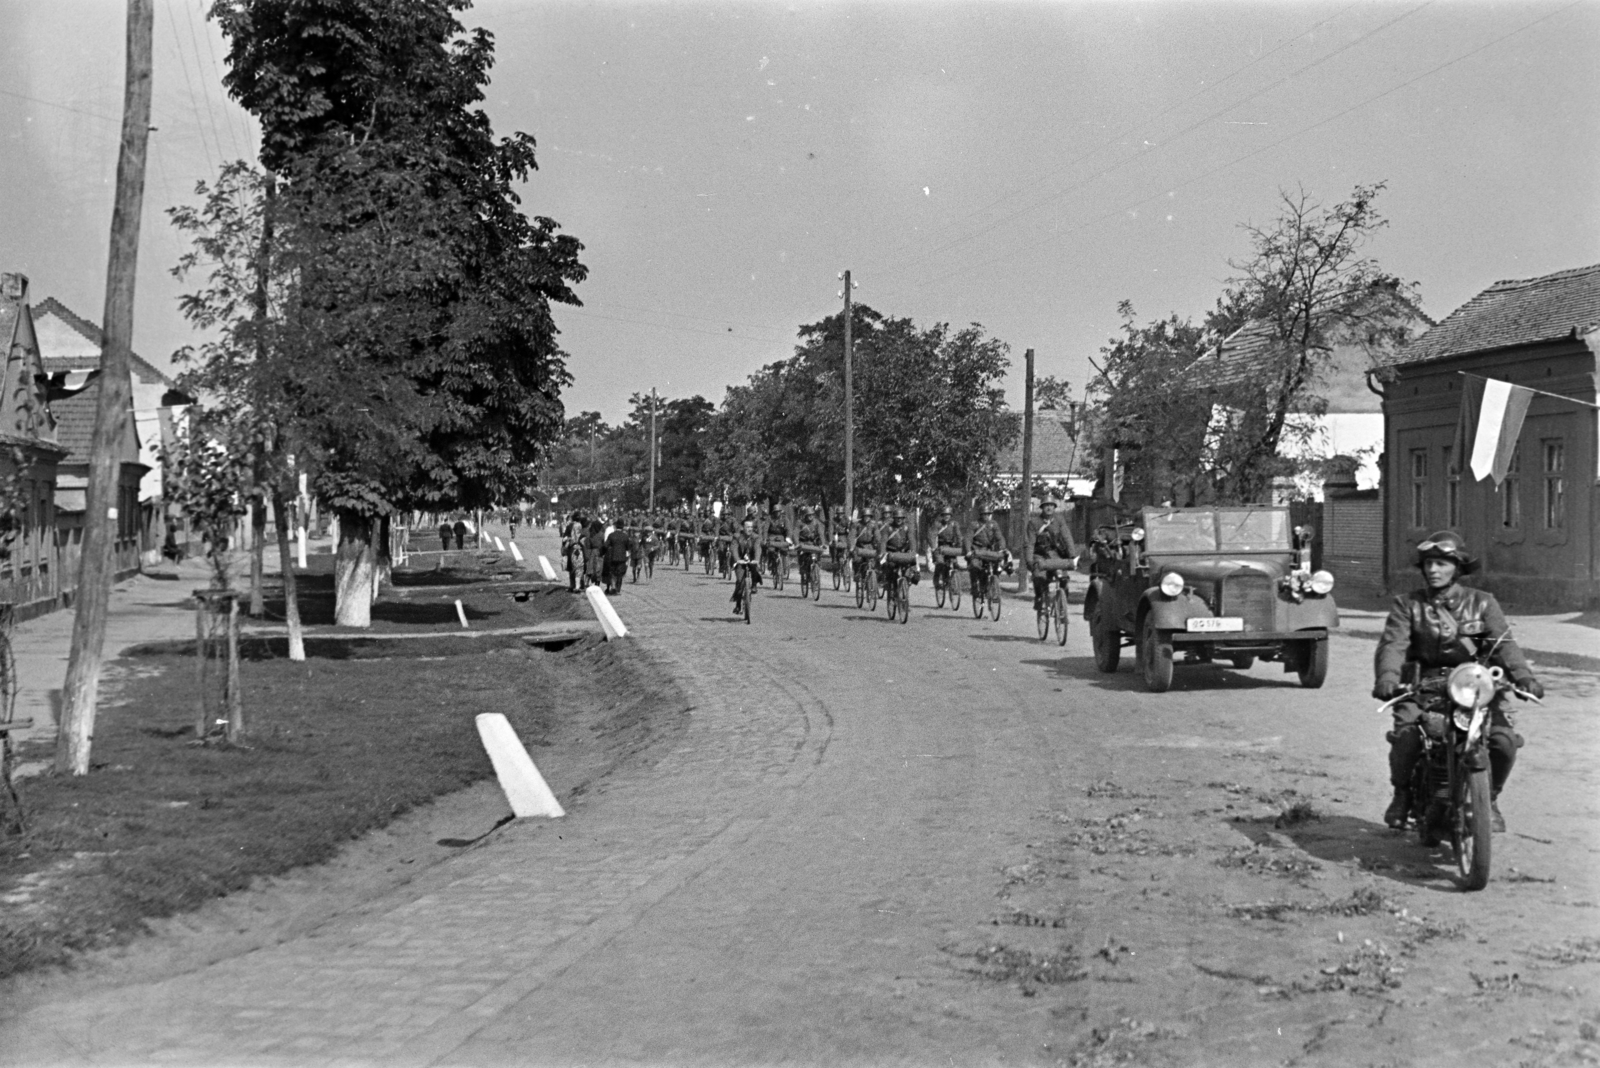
{"left": 4, "top": 529, "right": 1596, "bottom": 1066}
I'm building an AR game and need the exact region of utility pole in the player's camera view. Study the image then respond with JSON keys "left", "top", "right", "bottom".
{"left": 647, "top": 387, "right": 658, "bottom": 510}
{"left": 1017, "top": 348, "right": 1035, "bottom": 593}
{"left": 57, "top": 0, "right": 153, "bottom": 775}
{"left": 840, "top": 270, "right": 854, "bottom": 528}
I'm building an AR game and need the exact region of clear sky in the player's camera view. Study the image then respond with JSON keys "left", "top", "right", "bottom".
{"left": 4, "top": 1, "right": 1597, "bottom": 424}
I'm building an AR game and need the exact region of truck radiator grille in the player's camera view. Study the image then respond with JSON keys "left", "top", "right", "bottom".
{"left": 1223, "top": 574, "right": 1276, "bottom": 628}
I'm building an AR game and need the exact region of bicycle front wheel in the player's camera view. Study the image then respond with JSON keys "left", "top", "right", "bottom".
{"left": 865, "top": 571, "right": 879, "bottom": 611}
{"left": 810, "top": 563, "right": 821, "bottom": 601}
{"left": 971, "top": 573, "right": 986, "bottom": 618}
{"left": 1036, "top": 597, "right": 1050, "bottom": 640}
{"left": 897, "top": 577, "right": 911, "bottom": 624}
{"left": 949, "top": 572, "right": 962, "bottom": 612}
{"left": 1054, "top": 589, "right": 1069, "bottom": 646}
{"left": 989, "top": 580, "right": 1003, "bottom": 622}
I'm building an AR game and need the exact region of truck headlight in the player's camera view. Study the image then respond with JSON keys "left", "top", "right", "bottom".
{"left": 1159, "top": 572, "right": 1184, "bottom": 597}
{"left": 1309, "top": 570, "right": 1334, "bottom": 596}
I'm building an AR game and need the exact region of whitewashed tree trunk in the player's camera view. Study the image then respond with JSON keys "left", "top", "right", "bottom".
{"left": 334, "top": 510, "right": 375, "bottom": 627}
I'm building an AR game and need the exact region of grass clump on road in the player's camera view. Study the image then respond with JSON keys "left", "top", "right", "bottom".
{"left": 0, "top": 574, "right": 680, "bottom": 980}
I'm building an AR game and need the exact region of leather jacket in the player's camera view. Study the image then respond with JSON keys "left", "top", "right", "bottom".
{"left": 1374, "top": 583, "right": 1533, "bottom": 688}
{"left": 967, "top": 521, "right": 1006, "bottom": 553}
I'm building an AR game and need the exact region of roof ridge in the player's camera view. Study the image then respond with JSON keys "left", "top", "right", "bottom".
{"left": 32, "top": 296, "right": 176, "bottom": 386}
{"left": 1484, "top": 262, "right": 1600, "bottom": 292}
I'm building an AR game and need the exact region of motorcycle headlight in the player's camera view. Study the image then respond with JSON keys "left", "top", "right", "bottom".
{"left": 1308, "top": 570, "right": 1335, "bottom": 596}
{"left": 1159, "top": 572, "right": 1184, "bottom": 597}
{"left": 1130, "top": 527, "right": 1145, "bottom": 542}
{"left": 1447, "top": 662, "right": 1495, "bottom": 708}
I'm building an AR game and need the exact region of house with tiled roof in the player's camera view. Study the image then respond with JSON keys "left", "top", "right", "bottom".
{"left": 995, "top": 408, "right": 1095, "bottom": 498}
{"left": 0, "top": 274, "right": 72, "bottom": 617}
{"left": 1194, "top": 299, "right": 1432, "bottom": 500}
{"left": 1382, "top": 263, "right": 1600, "bottom": 606}
{"left": 31, "top": 296, "right": 187, "bottom": 510}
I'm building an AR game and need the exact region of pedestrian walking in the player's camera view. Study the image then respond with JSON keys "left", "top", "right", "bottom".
{"left": 439, "top": 519, "right": 454, "bottom": 551}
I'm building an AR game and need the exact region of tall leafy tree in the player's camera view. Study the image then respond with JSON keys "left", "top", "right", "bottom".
{"left": 211, "top": 0, "right": 585, "bottom": 624}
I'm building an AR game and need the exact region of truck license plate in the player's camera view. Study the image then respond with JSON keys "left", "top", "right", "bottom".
{"left": 1187, "top": 617, "right": 1244, "bottom": 633}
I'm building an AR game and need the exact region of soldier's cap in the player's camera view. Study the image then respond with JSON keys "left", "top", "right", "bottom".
{"left": 1415, "top": 530, "right": 1478, "bottom": 574}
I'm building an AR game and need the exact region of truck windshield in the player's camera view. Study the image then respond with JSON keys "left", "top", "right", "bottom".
{"left": 1143, "top": 510, "right": 1217, "bottom": 552}
{"left": 1216, "top": 509, "right": 1290, "bottom": 551}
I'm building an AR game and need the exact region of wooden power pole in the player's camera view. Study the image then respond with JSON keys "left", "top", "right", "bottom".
{"left": 647, "top": 387, "right": 658, "bottom": 510}
{"left": 841, "top": 270, "right": 854, "bottom": 526}
{"left": 57, "top": 0, "right": 154, "bottom": 775}
{"left": 1016, "top": 348, "right": 1035, "bottom": 593}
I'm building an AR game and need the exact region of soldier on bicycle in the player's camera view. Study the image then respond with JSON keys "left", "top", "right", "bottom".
{"left": 1025, "top": 497, "right": 1077, "bottom": 612}
{"left": 730, "top": 514, "right": 762, "bottom": 611}
{"left": 879, "top": 508, "right": 918, "bottom": 588}
{"left": 927, "top": 505, "right": 963, "bottom": 594}
{"left": 851, "top": 506, "right": 880, "bottom": 587}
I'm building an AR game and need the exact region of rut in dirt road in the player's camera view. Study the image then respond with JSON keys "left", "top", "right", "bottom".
{"left": 3, "top": 528, "right": 1596, "bottom": 1067}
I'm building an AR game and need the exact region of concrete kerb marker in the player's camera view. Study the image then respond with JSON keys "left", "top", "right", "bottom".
{"left": 584, "top": 585, "right": 627, "bottom": 640}
{"left": 455, "top": 599, "right": 469, "bottom": 628}
{"left": 509, "top": 541, "right": 525, "bottom": 562}
{"left": 494, "top": 535, "right": 506, "bottom": 551}
{"left": 475, "top": 713, "right": 565, "bottom": 818}
{"left": 537, "top": 555, "right": 558, "bottom": 581}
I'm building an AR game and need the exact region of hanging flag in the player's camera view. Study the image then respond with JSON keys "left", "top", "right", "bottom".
{"left": 1455, "top": 374, "right": 1533, "bottom": 484}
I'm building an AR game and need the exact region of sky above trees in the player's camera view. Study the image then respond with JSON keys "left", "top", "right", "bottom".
{"left": 3, "top": 1, "right": 1596, "bottom": 422}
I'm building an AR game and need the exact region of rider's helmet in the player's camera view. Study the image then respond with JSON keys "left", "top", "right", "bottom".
{"left": 892, "top": 508, "right": 907, "bottom": 522}
{"left": 1415, "top": 530, "right": 1478, "bottom": 574}
{"left": 1040, "top": 496, "right": 1059, "bottom": 513}
{"left": 938, "top": 505, "right": 952, "bottom": 518}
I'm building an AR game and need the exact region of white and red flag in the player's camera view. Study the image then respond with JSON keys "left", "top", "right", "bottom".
{"left": 1455, "top": 374, "right": 1534, "bottom": 484}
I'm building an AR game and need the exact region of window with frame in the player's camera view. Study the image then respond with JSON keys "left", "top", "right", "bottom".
{"left": 1499, "top": 444, "right": 1521, "bottom": 528}
{"left": 1543, "top": 439, "right": 1565, "bottom": 529}
{"left": 1409, "top": 448, "right": 1428, "bottom": 528}
{"left": 1442, "top": 445, "right": 1460, "bottom": 529}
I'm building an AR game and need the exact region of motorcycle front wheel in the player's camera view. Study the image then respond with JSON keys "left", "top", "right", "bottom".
{"left": 1454, "top": 764, "right": 1493, "bottom": 890}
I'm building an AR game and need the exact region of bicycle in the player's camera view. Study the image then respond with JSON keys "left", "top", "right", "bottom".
{"left": 796, "top": 545, "right": 821, "bottom": 601}
{"left": 883, "top": 556, "right": 914, "bottom": 624}
{"left": 932, "top": 547, "right": 962, "bottom": 611}
{"left": 717, "top": 537, "right": 732, "bottom": 580}
{"left": 701, "top": 537, "right": 716, "bottom": 575}
{"left": 968, "top": 550, "right": 1005, "bottom": 621}
{"left": 830, "top": 540, "right": 848, "bottom": 591}
{"left": 1034, "top": 561, "right": 1072, "bottom": 645}
{"left": 852, "top": 548, "right": 876, "bottom": 609}
{"left": 766, "top": 542, "right": 789, "bottom": 592}
{"left": 732, "top": 559, "right": 757, "bottom": 624}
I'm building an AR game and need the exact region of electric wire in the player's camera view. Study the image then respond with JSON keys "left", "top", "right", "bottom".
{"left": 163, "top": 0, "right": 220, "bottom": 178}
{"left": 909, "top": 0, "right": 1585, "bottom": 293}
{"left": 877, "top": 1, "right": 1434, "bottom": 278}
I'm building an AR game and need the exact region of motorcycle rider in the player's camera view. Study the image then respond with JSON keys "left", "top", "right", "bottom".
{"left": 1373, "top": 531, "right": 1544, "bottom": 833}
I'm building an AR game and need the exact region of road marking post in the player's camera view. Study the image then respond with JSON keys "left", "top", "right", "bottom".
{"left": 455, "top": 599, "right": 469, "bottom": 628}
{"left": 537, "top": 555, "right": 558, "bottom": 581}
{"left": 494, "top": 535, "right": 505, "bottom": 551}
{"left": 584, "top": 586, "right": 627, "bottom": 639}
{"left": 509, "top": 542, "right": 524, "bottom": 562}
{"left": 475, "top": 713, "right": 565, "bottom": 818}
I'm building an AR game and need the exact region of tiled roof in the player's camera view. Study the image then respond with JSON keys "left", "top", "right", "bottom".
{"left": 50, "top": 381, "right": 141, "bottom": 465}
{"left": 52, "top": 389, "right": 98, "bottom": 464}
{"left": 1396, "top": 263, "right": 1600, "bottom": 365}
{"left": 31, "top": 296, "right": 177, "bottom": 386}
{"left": 998, "top": 411, "right": 1082, "bottom": 475}
{"left": 1200, "top": 299, "right": 1432, "bottom": 387}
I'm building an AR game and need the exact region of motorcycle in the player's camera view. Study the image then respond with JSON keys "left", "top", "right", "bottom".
{"left": 1379, "top": 654, "right": 1539, "bottom": 890}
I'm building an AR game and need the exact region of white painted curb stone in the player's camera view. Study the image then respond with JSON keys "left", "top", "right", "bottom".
{"left": 584, "top": 585, "right": 627, "bottom": 640}
{"left": 455, "top": 599, "right": 469, "bottom": 628}
{"left": 476, "top": 713, "right": 565, "bottom": 819}
{"left": 509, "top": 542, "right": 524, "bottom": 561}
{"left": 537, "top": 555, "right": 558, "bottom": 581}
{"left": 494, "top": 535, "right": 505, "bottom": 551}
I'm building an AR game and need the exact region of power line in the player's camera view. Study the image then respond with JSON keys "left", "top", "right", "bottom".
{"left": 866, "top": 1, "right": 1363, "bottom": 270}
{"left": 162, "top": 0, "right": 219, "bottom": 178}
{"left": 880, "top": 1, "right": 1434, "bottom": 280}
{"left": 913, "top": 0, "right": 1585, "bottom": 291}
{"left": 187, "top": 0, "right": 250, "bottom": 161}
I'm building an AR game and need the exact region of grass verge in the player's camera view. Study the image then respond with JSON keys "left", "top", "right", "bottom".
{"left": 0, "top": 568, "right": 682, "bottom": 980}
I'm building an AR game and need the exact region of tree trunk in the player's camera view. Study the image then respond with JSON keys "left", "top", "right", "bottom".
{"left": 272, "top": 487, "right": 305, "bottom": 660}
{"left": 249, "top": 494, "right": 266, "bottom": 616}
{"left": 374, "top": 514, "right": 392, "bottom": 600}
{"left": 56, "top": 0, "right": 152, "bottom": 775}
{"left": 334, "top": 510, "right": 375, "bottom": 628}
